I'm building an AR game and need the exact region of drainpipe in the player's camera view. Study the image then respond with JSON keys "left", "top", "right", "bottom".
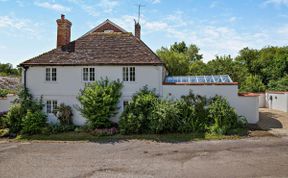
{"left": 23, "top": 66, "right": 29, "bottom": 89}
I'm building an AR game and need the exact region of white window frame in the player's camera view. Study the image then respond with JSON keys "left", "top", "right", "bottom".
{"left": 82, "top": 68, "right": 95, "bottom": 82}
{"left": 46, "top": 100, "right": 57, "bottom": 114}
{"left": 45, "top": 68, "right": 57, "bottom": 82}
{"left": 123, "top": 67, "right": 135, "bottom": 82}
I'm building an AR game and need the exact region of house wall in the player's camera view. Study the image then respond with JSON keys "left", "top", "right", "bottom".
{"left": 0, "top": 94, "right": 17, "bottom": 113}
{"left": 25, "top": 65, "right": 163, "bottom": 124}
{"left": 162, "top": 84, "right": 259, "bottom": 123}
{"left": 266, "top": 93, "right": 288, "bottom": 112}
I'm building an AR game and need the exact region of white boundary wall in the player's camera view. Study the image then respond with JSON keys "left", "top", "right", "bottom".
{"left": 162, "top": 85, "right": 259, "bottom": 124}
{"left": 258, "top": 93, "right": 266, "bottom": 108}
{"left": 266, "top": 93, "right": 288, "bottom": 112}
{"left": 0, "top": 94, "right": 17, "bottom": 112}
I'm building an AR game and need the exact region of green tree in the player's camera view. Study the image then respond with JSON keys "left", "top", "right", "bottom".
{"left": 77, "top": 78, "right": 123, "bottom": 129}
{"left": 205, "top": 55, "right": 249, "bottom": 84}
{"left": 240, "top": 75, "right": 266, "bottom": 92}
{"left": 157, "top": 41, "right": 202, "bottom": 75}
{"left": 0, "top": 63, "right": 20, "bottom": 76}
{"left": 268, "top": 75, "right": 288, "bottom": 91}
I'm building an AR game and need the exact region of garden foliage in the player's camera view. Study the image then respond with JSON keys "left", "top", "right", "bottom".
{"left": 119, "top": 87, "right": 158, "bottom": 134}
{"left": 77, "top": 78, "right": 123, "bottom": 129}
{"left": 120, "top": 89, "right": 247, "bottom": 135}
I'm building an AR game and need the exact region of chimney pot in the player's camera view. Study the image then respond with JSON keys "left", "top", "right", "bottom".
{"left": 56, "top": 14, "right": 72, "bottom": 48}
{"left": 134, "top": 21, "right": 141, "bottom": 39}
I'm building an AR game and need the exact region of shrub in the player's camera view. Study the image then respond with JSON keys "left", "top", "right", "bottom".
{"left": 5, "top": 88, "right": 45, "bottom": 134}
{"left": 119, "top": 87, "right": 158, "bottom": 134}
{"left": 0, "top": 111, "right": 8, "bottom": 129}
{"left": 208, "top": 96, "right": 245, "bottom": 134}
{"left": 77, "top": 78, "right": 123, "bottom": 129}
{"left": 148, "top": 100, "right": 180, "bottom": 134}
{"left": 268, "top": 75, "right": 288, "bottom": 91}
{"left": 5, "top": 104, "right": 22, "bottom": 133}
{"left": 42, "top": 124, "right": 76, "bottom": 134}
{"left": 21, "top": 110, "right": 47, "bottom": 135}
{"left": 0, "top": 89, "right": 9, "bottom": 97}
{"left": 240, "top": 75, "right": 266, "bottom": 92}
{"left": 54, "top": 103, "right": 73, "bottom": 125}
{"left": 177, "top": 91, "right": 210, "bottom": 133}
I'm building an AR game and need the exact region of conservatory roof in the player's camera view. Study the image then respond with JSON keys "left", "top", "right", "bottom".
{"left": 163, "top": 75, "right": 238, "bottom": 85}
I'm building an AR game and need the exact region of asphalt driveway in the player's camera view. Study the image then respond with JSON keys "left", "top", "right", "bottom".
{"left": 1, "top": 136, "right": 288, "bottom": 178}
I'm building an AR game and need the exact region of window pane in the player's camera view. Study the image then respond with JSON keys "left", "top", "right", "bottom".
{"left": 52, "top": 68, "right": 57, "bottom": 81}
{"left": 83, "top": 68, "right": 88, "bottom": 81}
{"left": 130, "top": 67, "right": 135, "bottom": 81}
{"left": 123, "top": 101, "right": 129, "bottom": 110}
{"left": 89, "top": 68, "right": 95, "bottom": 81}
{"left": 47, "top": 100, "right": 52, "bottom": 113}
{"left": 52, "top": 100, "right": 57, "bottom": 111}
{"left": 46, "top": 68, "right": 51, "bottom": 81}
{"left": 123, "top": 67, "right": 128, "bottom": 81}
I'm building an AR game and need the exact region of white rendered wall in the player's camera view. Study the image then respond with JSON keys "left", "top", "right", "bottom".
{"left": 0, "top": 94, "right": 17, "bottom": 112}
{"left": 258, "top": 93, "right": 266, "bottom": 108}
{"left": 162, "top": 85, "right": 259, "bottom": 124}
{"left": 25, "top": 65, "right": 163, "bottom": 124}
{"left": 266, "top": 93, "right": 288, "bottom": 112}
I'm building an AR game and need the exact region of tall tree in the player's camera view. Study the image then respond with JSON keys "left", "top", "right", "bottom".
{"left": 157, "top": 42, "right": 203, "bottom": 75}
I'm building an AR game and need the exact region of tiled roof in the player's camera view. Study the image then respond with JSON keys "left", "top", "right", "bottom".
{"left": 20, "top": 21, "right": 163, "bottom": 66}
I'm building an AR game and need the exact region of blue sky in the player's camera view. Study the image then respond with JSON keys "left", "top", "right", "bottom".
{"left": 1, "top": 0, "right": 288, "bottom": 66}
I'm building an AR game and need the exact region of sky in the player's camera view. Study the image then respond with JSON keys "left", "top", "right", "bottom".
{"left": 0, "top": 0, "right": 288, "bottom": 67}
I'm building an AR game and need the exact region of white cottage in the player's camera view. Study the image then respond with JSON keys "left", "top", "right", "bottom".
{"left": 20, "top": 15, "right": 259, "bottom": 125}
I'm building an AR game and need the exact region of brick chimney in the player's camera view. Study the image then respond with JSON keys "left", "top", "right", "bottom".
{"left": 134, "top": 21, "right": 141, "bottom": 39}
{"left": 56, "top": 14, "right": 72, "bottom": 48}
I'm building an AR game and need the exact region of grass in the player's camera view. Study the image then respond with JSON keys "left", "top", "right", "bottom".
{"left": 15, "top": 132, "right": 243, "bottom": 143}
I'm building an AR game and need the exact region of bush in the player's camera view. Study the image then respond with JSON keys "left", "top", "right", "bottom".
{"left": 177, "top": 91, "right": 210, "bottom": 133}
{"left": 240, "top": 75, "right": 266, "bottom": 92}
{"left": 0, "top": 111, "right": 8, "bottom": 129}
{"left": 0, "top": 89, "right": 9, "bottom": 97}
{"left": 119, "top": 87, "right": 158, "bottom": 134}
{"left": 5, "top": 104, "right": 22, "bottom": 133}
{"left": 54, "top": 103, "right": 73, "bottom": 125}
{"left": 42, "top": 124, "right": 76, "bottom": 135}
{"left": 148, "top": 100, "right": 180, "bottom": 134}
{"left": 208, "top": 96, "right": 246, "bottom": 134}
{"left": 5, "top": 88, "right": 45, "bottom": 134}
{"left": 21, "top": 110, "right": 47, "bottom": 135}
{"left": 77, "top": 78, "right": 123, "bottom": 129}
{"left": 268, "top": 75, "right": 288, "bottom": 91}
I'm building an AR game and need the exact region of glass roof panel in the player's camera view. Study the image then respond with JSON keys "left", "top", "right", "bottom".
{"left": 165, "top": 75, "right": 233, "bottom": 83}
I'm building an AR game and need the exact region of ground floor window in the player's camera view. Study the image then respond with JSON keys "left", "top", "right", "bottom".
{"left": 46, "top": 100, "right": 57, "bottom": 113}
{"left": 123, "top": 100, "right": 129, "bottom": 110}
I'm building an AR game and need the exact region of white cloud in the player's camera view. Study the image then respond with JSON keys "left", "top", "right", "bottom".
{"left": 98, "top": 0, "right": 119, "bottom": 13}
{"left": 0, "top": 45, "right": 6, "bottom": 49}
{"left": 0, "top": 15, "right": 41, "bottom": 38}
{"left": 209, "top": 1, "right": 219, "bottom": 8}
{"left": 228, "top": 16, "right": 237, "bottom": 23}
{"left": 150, "top": 0, "right": 160, "bottom": 4}
{"left": 277, "top": 24, "right": 288, "bottom": 34}
{"left": 34, "top": 2, "right": 71, "bottom": 13}
{"left": 263, "top": 0, "right": 288, "bottom": 7}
